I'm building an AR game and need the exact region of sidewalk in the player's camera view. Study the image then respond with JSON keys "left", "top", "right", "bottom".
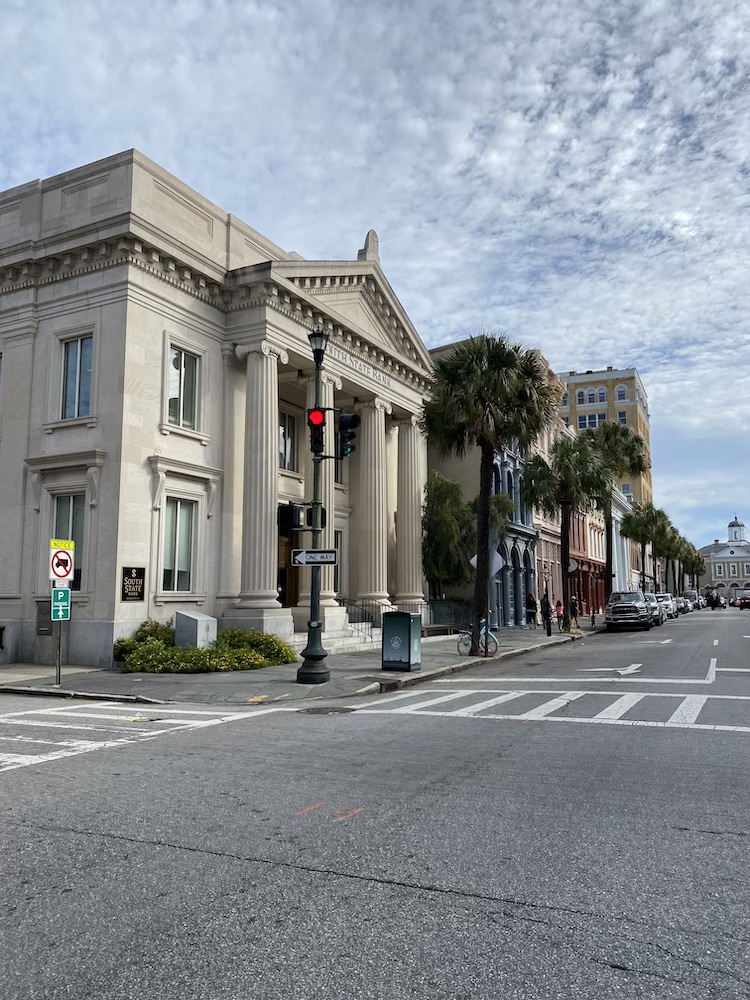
{"left": 0, "top": 628, "right": 578, "bottom": 706}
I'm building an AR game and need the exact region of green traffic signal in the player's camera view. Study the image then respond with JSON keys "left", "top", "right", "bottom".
{"left": 338, "top": 411, "right": 361, "bottom": 459}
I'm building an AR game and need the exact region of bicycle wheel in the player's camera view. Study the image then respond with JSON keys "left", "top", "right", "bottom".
{"left": 482, "top": 632, "right": 499, "bottom": 655}
{"left": 456, "top": 632, "right": 472, "bottom": 655}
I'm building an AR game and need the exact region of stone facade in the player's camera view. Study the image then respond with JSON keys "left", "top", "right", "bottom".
{"left": 0, "top": 151, "right": 430, "bottom": 666}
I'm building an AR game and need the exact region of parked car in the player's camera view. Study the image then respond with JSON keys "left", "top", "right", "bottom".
{"left": 644, "top": 592, "right": 667, "bottom": 626}
{"left": 676, "top": 596, "right": 687, "bottom": 614}
{"left": 656, "top": 593, "right": 678, "bottom": 618}
{"left": 739, "top": 594, "right": 750, "bottom": 610}
{"left": 605, "top": 590, "right": 651, "bottom": 631}
{"left": 683, "top": 598, "right": 694, "bottom": 613}
{"left": 682, "top": 590, "right": 700, "bottom": 610}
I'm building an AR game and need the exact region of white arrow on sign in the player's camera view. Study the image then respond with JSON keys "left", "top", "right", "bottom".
{"left": 580, "top": 663, "right": 642, "bottom": 676}
{"left": 291, "top": 549, "right": 337, "bottom": 566}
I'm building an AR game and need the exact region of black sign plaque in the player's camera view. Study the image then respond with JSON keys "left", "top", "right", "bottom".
{"left": 121, "top": 567, "right": 146, "bottom": 602}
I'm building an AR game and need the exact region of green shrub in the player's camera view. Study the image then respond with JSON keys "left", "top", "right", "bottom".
{"left": 134, "top": 617, "right": 175, "bottom": 646}
{"left": 112, "top": 636, "right": 139, "bottom": 662}
{"left": 214, "top": 628, "right": 297, "bottom": 664}
{"left": 121, "top": 639, "right": 268, "bottom": 673}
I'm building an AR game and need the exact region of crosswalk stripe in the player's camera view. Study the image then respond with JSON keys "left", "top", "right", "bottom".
{"left": 667, "top": 696, "right": 707, "bottom": 725}
{"left": 447, "top": 691, "right": 525, "bottom": 717}
{"left": 521, "top": 692, "right": 585, "bottom": 718}
{"left": 391, "top": 691, "right": 475, "bottom": 713}
{"left": 594, "top": 693, "right": 645, "bottom": 720}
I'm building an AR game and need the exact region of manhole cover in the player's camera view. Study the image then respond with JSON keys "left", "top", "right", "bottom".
{"left": 301, "top": 706, "right": 356, "bottom": 715}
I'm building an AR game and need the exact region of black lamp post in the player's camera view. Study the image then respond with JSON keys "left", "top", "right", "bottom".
{"left": 297, "top": 326, "right": 331, "bottom": 684}
{"left": 543, "top": 564, "right": 552, "bottom": 636}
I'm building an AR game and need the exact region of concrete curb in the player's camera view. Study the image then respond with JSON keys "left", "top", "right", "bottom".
{"left": 0, "top": 685, "right": 164, "bottom": 704}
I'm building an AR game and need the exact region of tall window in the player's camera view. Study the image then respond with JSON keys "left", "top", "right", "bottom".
{"left": 730, "top": 563, "right": 737, "bottom": 577}
{"left": 279, "top": 411, "right": 297, "bottom": 471}
{"left": 715, "top": 564, "right": 723, "bottom": 577}
{"left": 55, "top": 494, "right": 84, "bottom": 590}
{"left": 587, "top": 414, "right": 597, "bottom": 428}
{"left": 617, "top": 385, "right": 626, "bottom": 401}
{"left": 576, "top": 391, "right": 584, "bottom": 405}
{"left": 587, "top": 390, "right": 595, "bottom": 404}
{"left": 62, "top": 336, "right": 92, "bottom": 419}
{"left": 578, "top": 416, "right": 586, "bottom": 429}
{"left": 598, "top": 388, "right": 606, "bottom": 402}
{"left": 163, "top": 497, "right": 195, "bottom": 591}
{"left": 744, "top": 563, "right": 750, "bottom": 576}
{"left": 168, "top": 347, "right": 198, "bottom": 430}
{"left": 561, "top": 392, "right": 568, "bottom": 407}
{"left": 618, "top": 411, "right": 627, "bottom": 424}
{"left": 597, "top": 413, "right": 606, "bottom": 426}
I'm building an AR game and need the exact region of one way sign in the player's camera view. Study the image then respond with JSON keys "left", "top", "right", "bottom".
{"left": 291, "top": 549, "right": 337, "bottom": 566}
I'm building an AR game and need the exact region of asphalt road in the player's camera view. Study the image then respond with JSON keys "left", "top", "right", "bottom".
{"left": 2, "top": 609, "right": 749, "bottom": 999}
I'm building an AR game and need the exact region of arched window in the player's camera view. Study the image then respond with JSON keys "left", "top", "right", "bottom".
{"left": 561, "top": 392, "right": 568, "bottom": 407}
{"left": 598, "top": 388, "right": 606, "bottom": 402}
{"left": 616, "top": 385, "right": 626, "bottom": 401}
{"left": 576, "top": 390, "right": 584, "bottom": 405}
{"left": 587, "top": 390, "right": 595, "bottom": 404}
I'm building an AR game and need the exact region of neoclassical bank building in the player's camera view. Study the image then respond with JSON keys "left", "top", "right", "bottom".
{"left": 0, "top": 151, "right": 432, "bottom": 666}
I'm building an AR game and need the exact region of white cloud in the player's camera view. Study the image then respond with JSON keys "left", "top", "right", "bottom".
{"left": 1, "top": 0, "right": 747, "bottom": 542}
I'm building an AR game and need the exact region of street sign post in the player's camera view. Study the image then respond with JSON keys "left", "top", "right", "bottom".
{"left": 49, "top": 539, "right": 75, "bottom": 582}
{"left": 51, "top": 587, "right": 71, "bottom": 621}
{"left": 291, "top": 549, "right": 337, "bottom": 567}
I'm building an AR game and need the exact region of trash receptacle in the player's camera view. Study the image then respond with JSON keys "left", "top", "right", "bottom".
{"left": 382, "top": 611, "right": 422, "bottom": 671}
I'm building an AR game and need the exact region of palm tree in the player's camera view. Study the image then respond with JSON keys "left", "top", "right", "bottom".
{"left": 621, "top": 502, "right": 671, "bottom": 591}
{"left": 422, "top": 335, "right": 559, "bottom": 653}
{"left": 585, "top": 423, "right": 649, "bottom": 600}
{"left": 523, "top": 435, "right": 609, "bottom": 631}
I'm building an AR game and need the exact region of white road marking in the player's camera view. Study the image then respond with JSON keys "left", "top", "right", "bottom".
{"left": 391, "top": 691, "right": 475, "bottom": 713}
{"left": 667, "top": 696, "right": 707, "bottom": 725}
{"left": 448, "top": 691, "right": 525, "bottom": 717}
{"left": 522, "top": 692, "right": 585, "bottom": 718}
{"left": 579, "top": 663, "right": 641, "bottom": 675}
{"left": 718, "top": 668, "right": 750, "bottom": 673}
{"left": 437, "top": 676, "right": 715, "bottom": 685}
{"left": 713, "top": 639, "right": 719, "bottom": 646}
{"left": 637, "top": 639, "right": 673, "bottom": 644}
{"left": 594, "top": 693, "right": 645, "bottom": 720}
{"left": 707, "top": 658, "right": 717, "bottom": 684}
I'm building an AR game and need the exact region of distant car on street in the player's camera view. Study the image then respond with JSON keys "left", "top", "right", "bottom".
{"left": 682, "top": 590, "right": 700, "bottom": 610}
{"left": 656, "top": 593, "right": 678, "bottom": 618}
{"left": 739, "top": 594, "right": 750, "bottom": 610}
{"left": 644, "top": 592, "right": 667, "bottom": 626}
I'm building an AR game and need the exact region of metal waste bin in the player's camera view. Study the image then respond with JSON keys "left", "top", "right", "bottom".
{"left": 382, "top": 611, "right": 422, "bottom": 671}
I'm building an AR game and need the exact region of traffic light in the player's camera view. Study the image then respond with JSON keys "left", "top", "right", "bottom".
{"left": 338, "top": 410, "right": 360, "bottom": 459}
{"left": 307, "top": 407, "right": 326, "bottom": 455}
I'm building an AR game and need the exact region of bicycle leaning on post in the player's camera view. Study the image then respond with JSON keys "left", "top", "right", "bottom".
{"left": 456, "top": 612, "right": 499, "bottom": 655}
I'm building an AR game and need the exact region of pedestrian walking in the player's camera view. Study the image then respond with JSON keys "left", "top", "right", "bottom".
{"left": 541, "top": 593, "right": 552, "bottom": 635}
{"left": 570, "top": 596, "right": 579, "bottom": 628}
{"left": 555, "top": 599, "right": 564, "bottom": 631}
{"left": 525, "top": 592, "right": 538, "bottom": 628}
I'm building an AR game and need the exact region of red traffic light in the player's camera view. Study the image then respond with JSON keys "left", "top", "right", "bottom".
{"left": 308, "top": 408, "right": 326, "bottom": 427}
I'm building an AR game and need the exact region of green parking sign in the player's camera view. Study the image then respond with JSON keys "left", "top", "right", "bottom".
{"left": 51, "top": 587, "right": 71, "bottom": 621}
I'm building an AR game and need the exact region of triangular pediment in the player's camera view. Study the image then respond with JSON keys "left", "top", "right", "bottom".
{"left": 269, "top": 259, "right": 433, "bottom": 372}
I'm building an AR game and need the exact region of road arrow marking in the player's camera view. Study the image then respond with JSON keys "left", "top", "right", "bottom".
{"left": 580, "top": 663, "right": 642, "bottom": 676}
{"left": 638, "top": 639, "right": 672, "bottom": 644}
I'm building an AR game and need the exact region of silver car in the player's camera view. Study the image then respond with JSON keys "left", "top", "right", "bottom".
{"left": 645, "top": 592, "right": 667, "bottom": 626}
{"left": 656, "top": 593, "right": 677, "bottom": 618}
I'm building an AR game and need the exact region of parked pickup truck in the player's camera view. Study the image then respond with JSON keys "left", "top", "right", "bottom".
{"left": 605, "top": 590, "right": 651, "bottom": 631}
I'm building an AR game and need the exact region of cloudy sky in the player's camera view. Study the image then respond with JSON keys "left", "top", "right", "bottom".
{"left": 1, "top": 0, "right": 748, "bottom": 549}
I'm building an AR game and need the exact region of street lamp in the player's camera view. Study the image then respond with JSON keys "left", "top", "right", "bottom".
{"left": 543, "top": 564, "right": 552, "bottom": 636}
{"left": 297, "top": 325, "right": 331, "bottom": 684}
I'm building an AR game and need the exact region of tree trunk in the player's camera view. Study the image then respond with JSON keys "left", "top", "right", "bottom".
{"left": 471, "top": 441, "right": 495, "bottom": 655}
{"left": 561, "top": 503, "right": 572, "bottom": 631}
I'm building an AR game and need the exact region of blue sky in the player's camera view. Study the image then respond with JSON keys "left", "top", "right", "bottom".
{"left": 1, "top": 0, "right": 748, "bottom": 548}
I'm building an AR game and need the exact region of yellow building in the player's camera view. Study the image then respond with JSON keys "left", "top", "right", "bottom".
{"left": 558, "top": 366, "right": 653, "bottom": 505}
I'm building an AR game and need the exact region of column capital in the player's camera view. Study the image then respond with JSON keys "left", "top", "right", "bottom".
{"left": 235, "top": 340, "right": 289, "bottom": 365}
{"left": 360, "top": 397, "right": 392, "bottom": 416}
{"left": 393, "top": 413, "right": 421, "bottom": 429}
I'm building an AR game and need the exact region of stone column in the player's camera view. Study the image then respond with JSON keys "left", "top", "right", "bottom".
{"left": 395, "top": 415, "right": 426, "bottom": 607}
{"left": 357, "top": 398, "right": 392, "bottom": 606}
{"left": 292, "top": 372, "right": 347, "bottom": 635}
{"left": 217, "top": 343, "right": 243, "bottom": 603}
{"left": 226, "top": 342, "right": 293, "bottom": 637}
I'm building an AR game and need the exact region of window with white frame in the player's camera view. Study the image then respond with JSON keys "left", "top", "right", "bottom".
{"left": 561, "top": 392, "right": 568, "bottom": 407}
{"left": 62, "top": 336, "right": 92, "bottom": 419}
{"left": 730, "top": 563, "right": 737, "bottom": 577}
{"left": 744, "top": 562, "right": 750, "bottom": 576}
{"left": 598, "top": 388, "right": 606, "bottom": 402}
{"left": 715, "top": 564, "right": 723, "bottom": 577}
{"left": 578, "top": 416, "right": 586, "bottom": 429}
{"left": 616, "top": 385, "right": 626, "bottom": 401}
{"left": 162, "top": 497, "right": 196, "bottom": 592}
{"left": 587, "top": 390, "right": 595, "bottom": 404}
{"left": 587, "top": 414, "right": 597, "bottom": 428}
{"left": 618, "top": 411, "right": 627, "bottom": 424}
{"left": 621, "top": 483, "right": 631, "bottom": 495}
{"left": 598, "top": 412, "right": 606, "bottom": 426}
{"left": 576, "top": 390, "right": 584, "bottom": 404}
{"left": 54, "top": 494, "right": 85, "bottom": 590}
{"left": 279, "top": 411, "right": 297, "bottom": 471}
{"left": 168, "top": 347, "right": 199, "bottom": 430}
